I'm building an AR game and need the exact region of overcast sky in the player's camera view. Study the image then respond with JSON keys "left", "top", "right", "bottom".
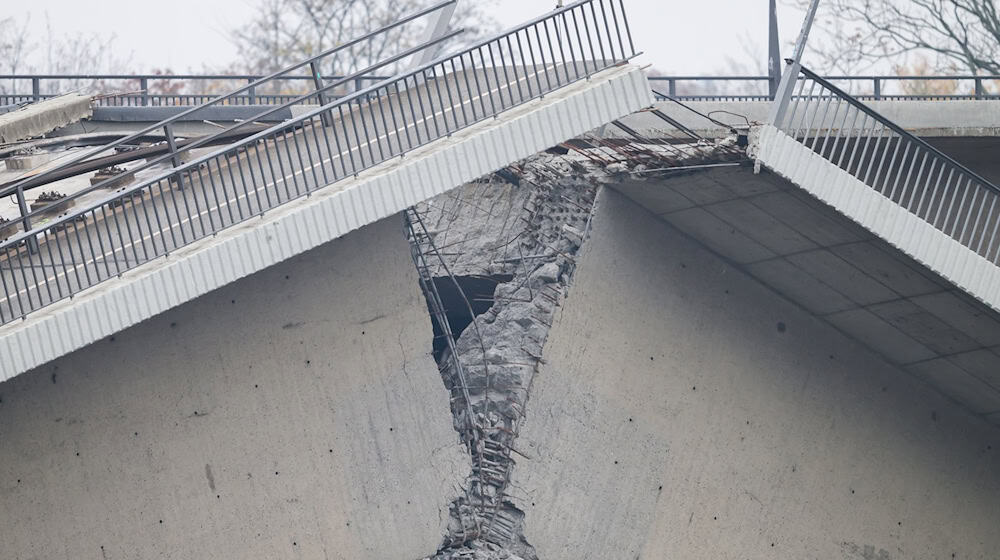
{"left": 13, "top": 0, "right": 809, "bottom": 76}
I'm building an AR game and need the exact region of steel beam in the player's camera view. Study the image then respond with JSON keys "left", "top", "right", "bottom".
{"left": 768, "top": 0, "right": 820, "bottom": 126}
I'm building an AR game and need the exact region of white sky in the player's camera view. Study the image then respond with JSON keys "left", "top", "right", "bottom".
{"left": 12, "top": 0, "right": 809, "bottom": 76}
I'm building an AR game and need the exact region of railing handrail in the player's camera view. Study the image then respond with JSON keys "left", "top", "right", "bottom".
{"left": 2, "top": 0, "right": 635, "bottom": 247}
{"left": 794, "top": 64, "right": 1000, "bottom": 198}
{"left": 0, "top": 29, "right": 465, "bottom": 226}
{"left": 0, "top": 0, "right": 456, "bottom": 204}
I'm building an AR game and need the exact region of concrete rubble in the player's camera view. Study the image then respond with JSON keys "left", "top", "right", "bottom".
{"left": 405, "top": 151, "right": 631, "bottom": 558}
{"left": 0, "top": 94, "right": 93, "bottom": 144}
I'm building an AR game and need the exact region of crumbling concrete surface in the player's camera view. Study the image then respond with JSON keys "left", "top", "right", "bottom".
{"left": 0, "top": 94, "right": 93, "bottom": 143}
{"left": 409, "top": 154, "right": 605, "bottom": 558}
{"left": 510, "top": 187, "right": 1000, "bottom": 559}
{"left": 0, "top": 215, "right": 466, "bottom": 559}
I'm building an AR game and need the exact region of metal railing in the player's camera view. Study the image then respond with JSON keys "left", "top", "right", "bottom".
{"left": 0, "top": 74, "right": 391, "bottom": 107}
{"left": 772, "top": 65, "right": 1000, "bottom": 266}
{"left": 0, "top": 0, "right": 458, "bottom": 253}
{"left": 649, "top": 74, "right": 1000, "bottom": 101}
{"left": 0, "top": 0, "right": 636, "bottom": 325}
{"left": 6, "top": 73, "right": 999, "bottom": 105}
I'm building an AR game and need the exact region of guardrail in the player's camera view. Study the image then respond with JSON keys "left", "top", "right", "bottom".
{"left": 771, "top": 65, "right": 1000, "bottom": 266}
{"left": 649, "top": 75, "right": 1000, "bottom": 101}
{"left": 0, "top": 0, "right": 636, "bottom": 325}
{"left": 0, "top": 74, "right": 390, "bottom": 107}
{"left": 7, "top": 73, "right": 1000, "bottom": 106}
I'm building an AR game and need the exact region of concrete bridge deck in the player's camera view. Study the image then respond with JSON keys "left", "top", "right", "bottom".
{"left": 0, "top": 64, "right": 652, "bottom": 381}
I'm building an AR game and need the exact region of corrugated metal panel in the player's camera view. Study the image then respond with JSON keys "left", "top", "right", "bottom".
{"left": 755, "top": 123, "right": 1000, "bottom": 316}
{"left": 0, "top": 65, "right": 655, "bottom": 382}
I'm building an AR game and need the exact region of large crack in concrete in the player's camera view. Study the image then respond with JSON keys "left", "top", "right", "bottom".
{"left": 407, "top": 134, "right": 745, "bottom": 559}
{"left": 407, "top": 153, "right": 603, "bottom": 560}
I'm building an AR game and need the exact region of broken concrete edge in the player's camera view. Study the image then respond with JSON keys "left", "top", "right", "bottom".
{"left": 415, "top": 143, "right": 736, "bottom": 558}
{"left": 0, "top": 64, "right": 653, "bottom": 384}
{"left": 0, "top": 94, "right": 94, "bottom": 144}
{"left": 410, "top": 153, "right": 622, "bottom": 558}
{"left": 750, "top": 123, "right": 1000, "bottom": 316}
{"left": 3, "top": 152, "right": 57, "bottom": 170}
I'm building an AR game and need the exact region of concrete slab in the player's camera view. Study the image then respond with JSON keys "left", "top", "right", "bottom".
{"left": 706, "top": 166, "right": 781, "bottom": 198}
{"left": 907, "top": 358, "right": 1000, "bottom": 414}
{"left": 745, "top": 258, "right": 855, "bottom": 314}
{"left": 610, "top": 179, "right": 694, "bottom": 215}
{"left": 706, "top": 198, "right": 817, "bottom": 255}
{"left": 911, "top": 291, "right": 1000, "bottom": 347}
{"left": 948, "top": 349, "right": 1000, "bottom": 390}
{"left": 3, "top": 152, "right": 55, "bottom": 170}
{"left": 0, "top": 94, "right": 92, "bottom": 143}
{"left": 667, "top": 172, "right": 739, "bottom": 206}
{"left": 663, "top": 206, "right": 776, "bottom": 263}
{"left": 867, "top": 299, "right": 981, "bottom": 356}
{"left": 747, "top": 190, "right": 868, "bottom": 246}
{"left": 830, "top": 241, "right": 946, "bottom": 297}
{"left": 826, "top": 308, "right": 936, "bottom": 364}
{"left": 787, "top": 249, "right": 899, "bottom": 305}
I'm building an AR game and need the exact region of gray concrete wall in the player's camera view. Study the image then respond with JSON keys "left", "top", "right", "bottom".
{"left": 0, "top": 215, "right": 466, "bottom": 559}
{"left": 511, "top": 188, "right": 1000, "bottom": 559}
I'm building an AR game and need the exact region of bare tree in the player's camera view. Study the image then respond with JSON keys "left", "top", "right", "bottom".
{"left": 647, "top": 32, "right": 774, "bottom": 100}
{"left": 0, "top": 14, "right": 134, "bottom": 99}
{"left": 791, "top": 0, "right": 1000, "bottom": 75}
{"left": 0, "top": 15, "right": 32, "bottom": 96}
{"left": 229, "top": 0, "right": 499, "bottom": 92}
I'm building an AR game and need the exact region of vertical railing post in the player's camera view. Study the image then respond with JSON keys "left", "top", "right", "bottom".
{"left": 768, "top": 0, "right": 820, "bottom": 127}
{"left": 975, "top": 77, "right": 984, "bottom": 99}
{"left": 163, "top": 124, "right": 185, "bottom": 189}
{"left": 873, "top": 78, "right": 881, "bottom": 100}
{"left": 408, "top": 1, "right": 457, "bottom": 68}
{"left": 15, "top": 186, "right": 38, "bottom": 254}
{"left": 31, "top": 78, "right": 40, "bottom": 102}
{"left": 310, "top": 61, "right": 332, "bottom": 126}
{"left": 668, "top": 78, "right": 676, "bottom": 98}
{"left": 247, "top": 78, "right": 256, "bottom": 105}
{"left": 140, "top": 77, "right": 149, "bottom": 106}
{"left": 768, "top": 0, "right": 781, "bottom": 99}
